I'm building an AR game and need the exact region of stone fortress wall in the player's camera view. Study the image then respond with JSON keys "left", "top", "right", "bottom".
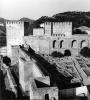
{"left": 5, "top": 20, "right": 90, "bottom": 57}
{"left": 24, "top": 35, "right": 90, "bottom": 56}
{"left": 24, "top": 21, "right": 90, "bottom": 56}
{"left": 50, "top": 35, "right": 90, "bottom": 55}
{"left": 33, "top": 21, "right": 72, "bottom": 37}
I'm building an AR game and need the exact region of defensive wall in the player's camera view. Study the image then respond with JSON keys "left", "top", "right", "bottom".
{"left": 33, "top": 22, "right": 72, "bottom": 37}
{"left": 50, "top": 34, "right": 90, "bottom": 55}
{"left": 24, "top": 34, "right": 90, "bottom": 56}
{"left": 5, "top": 20, "right": 90, "bottom": 58}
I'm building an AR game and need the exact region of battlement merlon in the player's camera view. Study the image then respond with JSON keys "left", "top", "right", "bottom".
{"left": 6, "top": 20, "right": 24, "bottom": 25}
{"left": 53, "top": 22, "right": 72, "bottom": 26}
{"left": 44, "top": 22, "right": 52, "bottom": 25}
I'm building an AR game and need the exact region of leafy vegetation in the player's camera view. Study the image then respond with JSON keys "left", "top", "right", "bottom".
{"left": 51, "top": 51, "right": 64, "bottom": 58}
{"left": 80, "top": 47, "right": 90, "bottom": 57}
{"left": 64, "top": 49, "right": 71, "bottom": 56}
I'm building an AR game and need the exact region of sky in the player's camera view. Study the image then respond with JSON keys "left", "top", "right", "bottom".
{"left": 0, "top": 0, "right": 90, "bottom": 20}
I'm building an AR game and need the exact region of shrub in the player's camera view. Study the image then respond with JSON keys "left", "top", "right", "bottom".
{"left": 3, "top": 56, "right": 11, "bottom": 66}
{"left": 80, "top": 47, "right": 90, "bottom": 57}
{"left": 64, "top": 49, "right": 71, "bottom": 56}
{"left": 51, "top": 51, "right": 63, "bottom": 58}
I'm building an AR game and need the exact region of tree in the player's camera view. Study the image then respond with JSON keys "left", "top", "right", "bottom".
{"left": 51, "top": 51, "right": 63, "bottom": 58}
{"left": 3, "top": 56, "right": 11, "bottom": 66}
{"left": 64, "top": 49, "right": 71, "bottom": 56}
{"left": 73, "top": 29, "right": 88, "bottom": 35}
{"left": 80, "top": 47, "right": 90, "bottom": 57}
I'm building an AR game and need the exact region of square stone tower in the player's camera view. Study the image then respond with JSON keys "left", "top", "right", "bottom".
{"left": 6, "top": 20, "right": 24, "bottom": 58}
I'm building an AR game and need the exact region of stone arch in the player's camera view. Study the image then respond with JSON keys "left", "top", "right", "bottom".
{"left": 81, "top": 40, "right": 88, "bottom": 48}
{"left": 53, "top": 40, "right": 57, "bottom": 48}
{"left": 72, "top": 40, "right": 78, "bottom": 48}
{"left": 60, "top": 40, "right": 64, "bottom": 48}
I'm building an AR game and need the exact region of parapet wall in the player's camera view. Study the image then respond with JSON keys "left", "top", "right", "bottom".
{"left": 40, "top": 21, "right": 72, "bottom": 37}
{"left": 24, "top": 35, "right": 90, "bottom": 56}
{"left": 6, "top": 20, "right": 24, "bottom": 24}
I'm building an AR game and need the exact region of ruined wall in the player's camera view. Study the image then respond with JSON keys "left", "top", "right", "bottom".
{"left": 24, "top": 36, "right": 50, "bottom": 54}
{"left": 29, "top": 79, "right": 58, "bottom": 100}
{"left": 32, "top": 87, "right": 58, "bottom": 100}
{"left": 24, "top": 36, "right": 40, "bottom": 52}
{"left": 19, "top": 59, "right": 43, "bottom": 91}
{"left": 6, "top": 21, "right": 24, "bottom": 58}
{"left": 18, "top": 49, "right": 45, "bottom": 91}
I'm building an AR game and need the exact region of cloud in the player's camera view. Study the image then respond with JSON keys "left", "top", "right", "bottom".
{"left": 0, "top": 0, "right": 90, "bottom": 19}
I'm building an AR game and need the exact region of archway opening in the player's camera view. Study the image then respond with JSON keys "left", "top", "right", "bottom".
{"left": 81, "top": 40, "right": 88, "bottom": 48}
{"left": 53, "top": 40, "right": 56, "bottom": 48}
{"left": 60, "top": 40, "right": 64, "bottom": 48}
{"left": 72, "top": 40, "right": 78, "bottom": 48}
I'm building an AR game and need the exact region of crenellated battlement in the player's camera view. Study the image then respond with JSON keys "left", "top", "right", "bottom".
{"left": 6, "top": 20, "right": 24, "bottom": 25}
{"left": 53, "top": 22, "right": 72, "bottom": 27}
{"left": 44, "top": 21, "right": 72, "bottom": 28}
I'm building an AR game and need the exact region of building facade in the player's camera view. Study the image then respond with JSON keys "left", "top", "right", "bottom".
{"left": 24, "top": 21, "right": 90, "bottom": 56}
{"left": 33, "top": 21, "right": 72, "bottom": 37}
{"left": 24, "top": 35, "right": 90, "bottom": 56}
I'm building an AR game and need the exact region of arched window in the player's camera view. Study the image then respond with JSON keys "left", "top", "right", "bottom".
{"left": 72, "top": 40, "right": 78, "bottom": 48}
{"left": 53, "top": 40, "right": 56, "bottom": 48}
{"left": 81, "top": 40, "right": 88, "bottom": 48}
{"left": 60, "top": 40, "right": 64, "bottom": 48}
